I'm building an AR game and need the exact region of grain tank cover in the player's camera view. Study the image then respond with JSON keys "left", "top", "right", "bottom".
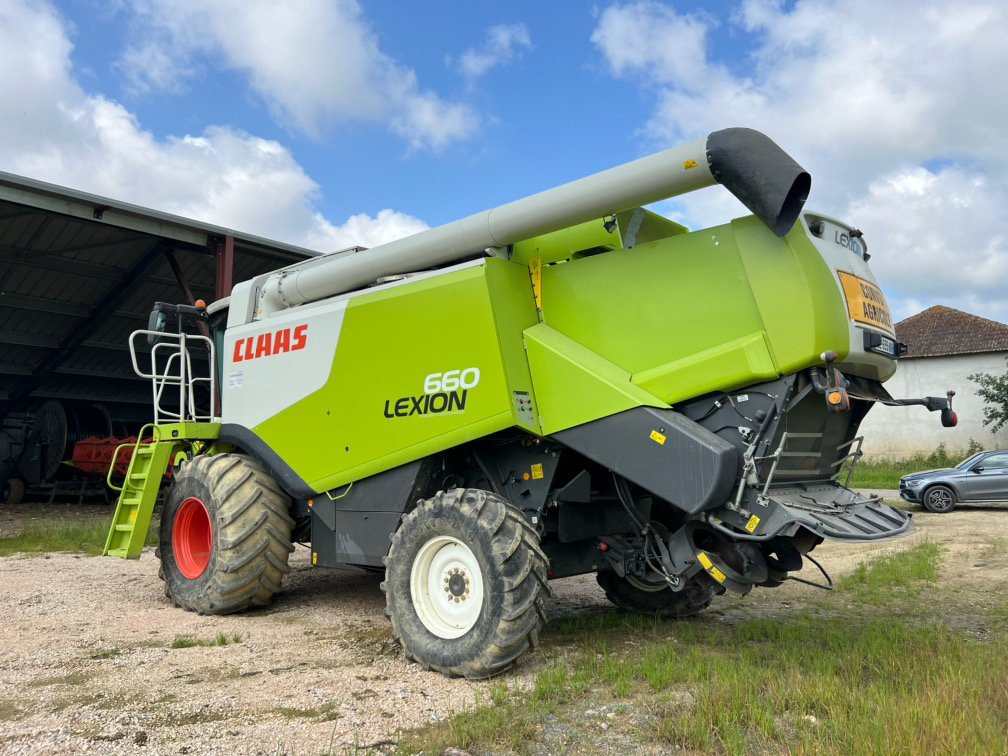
{"left": 256, "top": 128, "right": 810, "bottom": 316}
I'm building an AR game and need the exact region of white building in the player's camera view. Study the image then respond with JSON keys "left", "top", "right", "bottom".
{"left": 859, "top": 306, "right": 1008, "bottom": 459}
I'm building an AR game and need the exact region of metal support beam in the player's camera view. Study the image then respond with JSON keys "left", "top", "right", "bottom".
{"left": 0, "top": 293, "right": 90, "bottom": 317}
{"left": 0, "top": 240, "right": 167, "bottom": 413}
{"left": 0, "top": 244, "right": 127, "bottom": 282}
{"left": 0, "top": 331, "right": 59, "bottom": 348}
{"left": 213, "top": 234, "right": 235, "bottom": 300}
{"left": 164, "top": 248, "right": 209, "bottom": 337}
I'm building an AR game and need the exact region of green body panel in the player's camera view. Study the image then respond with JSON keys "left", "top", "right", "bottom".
{"left": 632, "top": 332, "right": 778, "bottom": 404}
{"left": 483, "top": 259, "right": 543, "bottom": 433}
{"left": 103, "top": 422, "right": 220, "bottom": 558}
{"left": 253, "top": 262, "right": 537, "bottom": 492}
{"left": 524, "top": 323, "right": 668, "bottom": 435}
{"left": 538, "top": 216, "right": 850, "bottom": 405}
{"left": 733, "top": 217, "right": 849, "bottom": 375}
{"left": 511, "top": 210, "right": 688, "bottom": 267}
{"left": 200, "top": 210, "right": 865, "bottom": 494}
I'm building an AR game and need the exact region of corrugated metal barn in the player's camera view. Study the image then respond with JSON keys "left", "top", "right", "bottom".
{"left": 0, "top": 171, "right": 317, "bottom": 501}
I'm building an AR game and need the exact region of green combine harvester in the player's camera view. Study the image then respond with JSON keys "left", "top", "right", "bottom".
{"left": 105, "top": 128, "right": 954, "bottom": 678}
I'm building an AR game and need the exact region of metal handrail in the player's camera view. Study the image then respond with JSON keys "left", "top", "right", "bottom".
{"left": 129, "top": 330, "right": 216, "bottom": 424}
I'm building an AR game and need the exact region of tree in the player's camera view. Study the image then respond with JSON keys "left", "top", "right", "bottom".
{"left": 969, "top": 358, "right": 1008, "bottom": 432}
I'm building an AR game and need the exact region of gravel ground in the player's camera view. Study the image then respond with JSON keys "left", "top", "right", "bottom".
{"left": 1, "top": 495, "right": 1006, "bottom": 755}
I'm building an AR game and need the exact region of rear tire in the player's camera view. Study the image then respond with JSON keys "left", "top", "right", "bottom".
{"left": 922, "top": 484, "right": 956, "bottom": 513}
{"left": 159, "top": 454, "right": 294, "bottom": 615}
{"left": 596, "top": 571, "right": 714, "bottom": 618}
{"left": 383, "top": 488, "right": 549, "bottom": 679}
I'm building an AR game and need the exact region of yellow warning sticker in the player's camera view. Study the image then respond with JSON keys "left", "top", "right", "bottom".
{"left": 529, "top": 256, "right": 543, "bottom": 311}
{"left": 531, "top": 463, "right": 544, "bottom": 480}
{"left": 683, "top": 159, "right": 699, "bottom": 169}
{"left": 649, "top": 430, "right": 667, "bottom": 445}
{"left": 745, "top": 515, "right": 760, "bottom": 533}
{"left": 312, "top": 552, "right": 318, "bottom": 565}
{"left": 698, "top": 551, "right": 726, "bottom": 583}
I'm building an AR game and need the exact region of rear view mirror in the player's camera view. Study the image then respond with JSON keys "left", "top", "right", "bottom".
{"left": 146, "top": 306, "right": 168, "bottom": 346}
{"left": 973, "top": 466, "right": 984, "bottom": 473}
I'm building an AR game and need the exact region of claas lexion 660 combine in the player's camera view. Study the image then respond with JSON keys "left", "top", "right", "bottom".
{"left": 104, "top": 128, "right": 955, "bottom": 678}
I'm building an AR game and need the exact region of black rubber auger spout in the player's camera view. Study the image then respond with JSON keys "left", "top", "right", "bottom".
{"left": 707, "top": 127, "right": 811, "bottom": 237}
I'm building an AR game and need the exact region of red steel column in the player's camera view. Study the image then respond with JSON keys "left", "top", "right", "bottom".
{"left": 214, "top": 235, "right": 235, "bottom": 300}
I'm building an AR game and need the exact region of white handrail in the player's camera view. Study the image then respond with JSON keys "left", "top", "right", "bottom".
{"left": 129, "top": 330, "right": 216, "bottom": 424}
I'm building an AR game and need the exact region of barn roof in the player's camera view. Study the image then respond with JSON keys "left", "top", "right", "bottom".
{"left": 896, "top": 305, "right": 1008, "bottom": 359}
{"left": 0, "top": 170, "right": 318, "bottom": 419}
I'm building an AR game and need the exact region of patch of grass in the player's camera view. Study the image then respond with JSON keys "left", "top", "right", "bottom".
{"left": 275, "top": 703, "right": 341, "bottom": 722}
{"left": 0, "top": 517, "right": 158, "bottom": 556}
{"left": 0, "top": 698, "right": 22, "bottom": 721}
{"left": 28, "top": 671, "right": 93, "bottom": 688}
{"left": 405, "top": 612, "right": 1008, "bottom": 755}
{"left": 401, "top": 683, "right": 544, "bottom": 754}
{"left": 170, "top": 633, "right": 242, "bottom": 649}
{"left": 848, "top": 441, "right": 982, "bottom": 489}
{"left": 88, "top": 647, "right": 122, "bottom": 660}
{"left": 838, "top": 541, "right": 942, "bottom": 603}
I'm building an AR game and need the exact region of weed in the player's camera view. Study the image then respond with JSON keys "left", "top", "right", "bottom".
{"left": 170, "top": 633, "right": 242, "bottom": 649}
{"left": 847, "top": 441, "right": 983, "bottom": 489}
{"left": 88, "top": 648, "right": 122, "bottom": 660}
{"left": 404, "top": 602, "right": 1008, "bottom": 755}
{"left": 28, "top": 671, "right": 93, "bottom": 688}
{"left": 0, "top": 517, "right": 158, "bottom": 556}
{"left": 275, "top": 703, "right": 341, "bottom": 722}
{"left": 0, "top": 699, "right": 22, "bottom": 721}
{"left": 838, "top": 541, "right": 942, "bottom": 603}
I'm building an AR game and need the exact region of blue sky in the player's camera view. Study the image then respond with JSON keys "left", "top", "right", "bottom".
{"left": 2, "top": 0, "right": 1006, "bottom": 323}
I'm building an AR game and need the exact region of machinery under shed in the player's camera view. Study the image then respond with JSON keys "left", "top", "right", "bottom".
{"left": 0, "top": 171, "right": 316, "bottom": 502}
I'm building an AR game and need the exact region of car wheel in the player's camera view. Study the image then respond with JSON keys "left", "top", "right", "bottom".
{"left": 922, "top": 484, "right": 956, "bottom": 513}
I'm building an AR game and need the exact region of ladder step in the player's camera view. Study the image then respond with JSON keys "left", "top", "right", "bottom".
{"left": 106, "top": 548, "right": 128, "bottom": 558}
{"left": 114, "top": 524, "right": 134, "bottom": 532}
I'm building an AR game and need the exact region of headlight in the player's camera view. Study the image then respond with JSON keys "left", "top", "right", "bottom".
{"left": 906, "top": 479, "right": 925, "bottom": 488}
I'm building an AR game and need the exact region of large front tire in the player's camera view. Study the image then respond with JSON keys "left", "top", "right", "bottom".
{"left": 160, "top": 454, "right": 294, "bottom": 615}
{"left": 596, "top": 571, "right": 714, "bottom": 618}
{"left": 383, "top": 488, "right": 548, "bottom": 679}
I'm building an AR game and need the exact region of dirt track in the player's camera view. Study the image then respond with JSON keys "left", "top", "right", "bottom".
{"left": 1, "top": 497, "right": 1006, "bottom": 755}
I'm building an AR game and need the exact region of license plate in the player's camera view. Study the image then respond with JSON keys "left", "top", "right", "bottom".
{"left": 838, "top": 271, "right": 894, "bottom": 334}
{"left": 873, "top": 335, "right": 897, "bottom": 357}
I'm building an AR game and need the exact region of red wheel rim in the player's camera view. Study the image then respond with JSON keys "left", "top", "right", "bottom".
{"left": 173, "top": 497, "right": 212, "bottom": 579}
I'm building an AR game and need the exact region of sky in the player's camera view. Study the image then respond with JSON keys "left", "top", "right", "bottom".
{"left": 1, "top": 0, "right": 1006, "bottom": 323}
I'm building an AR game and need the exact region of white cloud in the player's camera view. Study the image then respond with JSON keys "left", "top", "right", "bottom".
{"left": 848, "top": 166, "right": 1008, "bottom": 322}
{"left": 591, "top": 0, "right": 1008, "bottom": 321}
{"left": 452, "top": 23, "right": 533, "bottom": 81}
{"left": 0, "top": 0, "right": 425, "bottom": 253}
{"left": 118, "top": 0, "right": 478, "bottom": 150}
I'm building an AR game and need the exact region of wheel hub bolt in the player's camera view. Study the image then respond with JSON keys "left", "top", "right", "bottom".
{"left": 447, "top": 570, "right": 468, "bottom": 599}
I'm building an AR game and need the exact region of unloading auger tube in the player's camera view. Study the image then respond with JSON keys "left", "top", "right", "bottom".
{"left": 260, "top": 127, "right": 810, "bottom": 313}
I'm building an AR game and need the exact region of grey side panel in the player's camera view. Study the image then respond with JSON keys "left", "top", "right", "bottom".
{"left": 312, "top": 511, "right": 404, "bottom": 569}
{"left": 311, "top": 458, "right": 439, "bottom": 569}
{"left": 553, "top": 407, "right": 738, "bottom": 515}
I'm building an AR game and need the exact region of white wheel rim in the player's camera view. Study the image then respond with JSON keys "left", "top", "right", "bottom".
{"left": 410, "top": 535, "right": 484, "bottom": 639}
{"left": 625, "top": 574, "right": 669, "bottom": 593}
